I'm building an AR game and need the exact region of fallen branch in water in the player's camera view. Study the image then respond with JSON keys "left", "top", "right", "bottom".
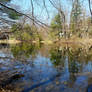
{"left": 22, "top": 73, "right": 61, "bottom": 92}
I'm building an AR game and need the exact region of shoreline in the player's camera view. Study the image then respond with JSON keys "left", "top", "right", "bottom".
{"left": 0, "top": 38, "right": 92, "bottom": 46}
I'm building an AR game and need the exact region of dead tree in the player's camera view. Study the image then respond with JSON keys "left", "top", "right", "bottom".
{"left": 49, "top": 0, "right": 66, "bottom": 38}
{"left": 88, "top": 0, "right": 92, "bottom": 23}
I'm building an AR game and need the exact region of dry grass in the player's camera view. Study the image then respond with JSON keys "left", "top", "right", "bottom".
{"left": 0, "top": 37, "right": 92, "bottom": 46}
{"left": 0, "top": 40, "right": 21, "bottom": 44}
{"left": 56, "top": 36, "right": 92, "bottom": 46}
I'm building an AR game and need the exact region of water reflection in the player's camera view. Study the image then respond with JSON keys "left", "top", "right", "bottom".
{"left": 11, "top": 43, "right": 40, "bottom": 61}
{"left": 0, "top": 43, "right": 92, "bottom": 92}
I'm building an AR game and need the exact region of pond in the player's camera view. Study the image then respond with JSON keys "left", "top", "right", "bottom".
{"left": 0, "top": 43, "right": 92, "bottom": 92}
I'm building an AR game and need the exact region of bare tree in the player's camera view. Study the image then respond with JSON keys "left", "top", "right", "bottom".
{"left": 30, "top": 0, "right": 34, "bottom": 25}
{"left": 88, "top": 0, "right": 92, "bottom": 23}
{"left": 49, "top": 0, "right": 67, "bottom": 38}
{"left": 0, "top": 1, "right": 49, "bottom": 28}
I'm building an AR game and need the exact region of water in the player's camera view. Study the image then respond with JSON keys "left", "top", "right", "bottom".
{"left": 0, "top": 43, "right": 92, "bottom": 92}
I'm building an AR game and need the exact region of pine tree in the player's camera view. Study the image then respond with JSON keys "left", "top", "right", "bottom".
{"left": 51, "top": 13, "right": 62, "bottom": 33}
{"left": 70, "top": 0, "right": 82, "bottom": 33}
{"left": 0, "top": 0, "right": 21, "bottom": 20}
{"left": 50, "top": 13, "right": 62, "bottom": 39}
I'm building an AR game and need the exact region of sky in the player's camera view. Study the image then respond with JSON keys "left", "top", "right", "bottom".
{"left": 10, "top": 0, "right": 91, "bottom": 24}
{"left": 11, "top": 0, "right": 31, "bottom": 11}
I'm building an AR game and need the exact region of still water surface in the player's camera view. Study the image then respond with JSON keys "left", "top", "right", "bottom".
{"left": 0, "top": 43, "right": 92, "bottom": 92}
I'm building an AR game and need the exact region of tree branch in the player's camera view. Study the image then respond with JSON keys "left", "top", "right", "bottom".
{"left": 0, "top": 2, "right": 49, "bottom": 27}
{"left": 88, "top": 0, "right": 92, "bottom": 23}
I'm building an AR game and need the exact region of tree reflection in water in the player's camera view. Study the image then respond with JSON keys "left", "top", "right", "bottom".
{"left": 0, "top": 43, "right": 92, "bottom": 92}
